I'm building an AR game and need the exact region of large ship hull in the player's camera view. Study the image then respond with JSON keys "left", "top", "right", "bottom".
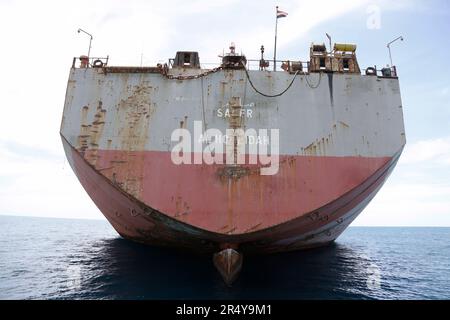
{"left": 62, "top": 135, "right": 400, "bottom": 253}
{"left": 61, "top": 65, "right": 405, "bottom": 280}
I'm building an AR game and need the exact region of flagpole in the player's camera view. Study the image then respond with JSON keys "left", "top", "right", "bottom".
{"left": 273, "top": 6, "right": 278, "bottom": 71}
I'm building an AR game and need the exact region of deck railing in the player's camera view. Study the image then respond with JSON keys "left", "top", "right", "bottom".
{"left": 362, "top": 65, "right": 398, "bottom": 78}
{"left": 72, "top": 56, "right": 109, "bottom": 69}
{"left": 71, "top": 56, "right": 398, "bottom": 78}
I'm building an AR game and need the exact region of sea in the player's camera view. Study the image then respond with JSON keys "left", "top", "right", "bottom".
{"left": 0, "top": 215, "right": 449, "bottom": 300}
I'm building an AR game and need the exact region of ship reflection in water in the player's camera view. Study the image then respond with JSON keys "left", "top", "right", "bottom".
{"left": 78, "top": 239, "right": 382, "bottom": 300}
{"left": 1, "top": 216, "right": 449, "bottom": 300}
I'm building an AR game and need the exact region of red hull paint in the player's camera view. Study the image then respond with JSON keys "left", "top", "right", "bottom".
{"left": 65, "top": 137, "right": 398, "bottom": 253}
{"left": 84, "top": 149, "right": 390, "bottom": 234}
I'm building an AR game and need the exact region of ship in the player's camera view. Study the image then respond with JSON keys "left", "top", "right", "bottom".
{"left": 60, "top": 41, "right": 406, "bottom": 285}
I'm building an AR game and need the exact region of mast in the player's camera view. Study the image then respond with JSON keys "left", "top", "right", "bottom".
{"left": 273, "top": 6, "right": 278, "bottom": 71}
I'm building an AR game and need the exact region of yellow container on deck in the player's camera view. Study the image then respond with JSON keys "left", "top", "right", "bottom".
{"left": 334, "top": 43, "right": 357, "bottom": 52}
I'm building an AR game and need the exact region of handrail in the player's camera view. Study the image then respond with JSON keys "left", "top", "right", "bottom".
{"left": 72, "top": 56, "right": 109, "bottom": 68}
{"left": 71, "top": 56, "right": 398, "bottom": 78}
{"left": 362, "top": 65, "right": 398, "bottom": 78}
{"left": 245, "top": 59, "right": 309, "bottom": 73}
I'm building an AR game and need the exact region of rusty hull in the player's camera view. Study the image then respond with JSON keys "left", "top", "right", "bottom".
{"left": 62, "top": 134, "right": 401, "bottom": 254}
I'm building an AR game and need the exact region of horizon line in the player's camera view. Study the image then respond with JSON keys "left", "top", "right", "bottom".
{"left": 1, "top": 213, "right": 449, "bottom": 228}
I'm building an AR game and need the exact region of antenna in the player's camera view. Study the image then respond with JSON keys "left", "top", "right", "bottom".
{"left": 387, "top": 36, "right": 404, "bottom": 67}
{"left": 77, "top": 28, "right": 93, "bottom": 59}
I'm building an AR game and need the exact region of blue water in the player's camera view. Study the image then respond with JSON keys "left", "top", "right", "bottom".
{"left": 0, "top": 215, "right": 449, "bottom": 300}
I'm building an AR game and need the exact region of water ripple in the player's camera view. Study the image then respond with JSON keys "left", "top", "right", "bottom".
{"left": 0, "top": 216, "right": 449, "bottom": 299}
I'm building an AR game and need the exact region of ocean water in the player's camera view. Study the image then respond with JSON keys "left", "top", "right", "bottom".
{"left": 0, "top": 215, "right": 449, "bottom": 300}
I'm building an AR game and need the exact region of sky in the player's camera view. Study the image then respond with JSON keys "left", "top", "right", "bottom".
{"left": 0, "top": 0, "right": 449, "bottom": 226}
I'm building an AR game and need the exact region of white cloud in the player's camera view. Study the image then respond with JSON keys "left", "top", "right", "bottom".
{"left": 0, "top": 140, "right": 102, "bottom": 219}
{"left": 353, "top": 137, "right": 450, "bottom": 226}
{"left": 354, "top": 182, "right": 450, "bottom": 226}
{"left": 400, "top": 137, "right": 450, "bottom": 165}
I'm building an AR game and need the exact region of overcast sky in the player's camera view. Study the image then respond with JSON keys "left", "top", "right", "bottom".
{"left": 0, "top": 0, "right": 449, "bottom": 226}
